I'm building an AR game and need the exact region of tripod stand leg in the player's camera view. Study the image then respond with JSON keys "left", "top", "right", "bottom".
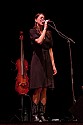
{"left": 9, "top": 95, "right": 24, "bottom": 122}
{"left": 9, "top": 114, "right": 21, "bottom": 122}
{"left": 20, "top": 95, "right": 24, "bottom": 121}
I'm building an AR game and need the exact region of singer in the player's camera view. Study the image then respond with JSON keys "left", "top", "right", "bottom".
{"left": 29, "top": 12, "right": 57, "bottom": 122}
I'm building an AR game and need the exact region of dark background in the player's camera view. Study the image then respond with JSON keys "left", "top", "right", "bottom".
{"left": 0, "top": 0, "right": 83, "bottom": 122}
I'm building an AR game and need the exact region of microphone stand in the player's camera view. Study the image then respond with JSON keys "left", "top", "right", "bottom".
{"left": 48, "top": 23, "right": 76, "bottom": 104}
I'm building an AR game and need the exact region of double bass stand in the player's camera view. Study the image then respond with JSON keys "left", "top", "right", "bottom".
{"left": 10, "top": 95, "right": 24, "bottom": 122}
{"left": 19, "top": 94, "right": 31, "bottom": 122}
{"left": 10, "top": 94, "right": 31, "bottom": 122}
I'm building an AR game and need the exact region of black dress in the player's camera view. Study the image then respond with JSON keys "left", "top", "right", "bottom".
{"left": 29, "top": 28, "right": 55, "bottom": 89}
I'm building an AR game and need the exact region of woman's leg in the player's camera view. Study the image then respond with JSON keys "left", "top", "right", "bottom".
{"left": 40, "top": 88, "right": 47, "bottom": 105}
{"left": 39, "top": 88, "right": 48, "bottom": 121}
{"left": 32, "top": 88, "right": 42, "bottom": 104}
{"left": 32, "top": 88, "right": 42, "bottom": 121}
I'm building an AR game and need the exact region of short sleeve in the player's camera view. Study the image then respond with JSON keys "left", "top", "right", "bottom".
{"left": 29, "top": 29, "right": 39, "bottom": 41}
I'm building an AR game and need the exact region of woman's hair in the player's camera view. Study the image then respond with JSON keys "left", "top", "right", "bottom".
{"left": 33, "top": 13, "right": 51, "bottom": 38}
{"left": 35, "top": 13, "right": 44, "bottom": 19}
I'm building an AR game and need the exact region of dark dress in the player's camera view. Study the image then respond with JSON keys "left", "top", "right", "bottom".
{"left": 29, "top": 28, "right": 55, "bottom": 89}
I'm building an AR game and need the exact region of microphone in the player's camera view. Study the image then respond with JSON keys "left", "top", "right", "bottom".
{"left": 41, "top": 18, "right": 53, "bottom": 23}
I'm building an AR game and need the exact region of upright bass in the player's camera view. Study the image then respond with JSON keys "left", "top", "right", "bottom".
{"left": 15, "top": 31, "right": 29, "bottom": 95}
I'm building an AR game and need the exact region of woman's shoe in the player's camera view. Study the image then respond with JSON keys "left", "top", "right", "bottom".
{"left": 32, "top": 115, "right": 40, "bottom": 122}
{"left": 39, "top": 115, "right": 48, "bottom": 122}
{"left": 39, "top": 102, "right": 48, "bottom": 122}
{"left": 31, "top": 102, "right": 40, "bottom": 122}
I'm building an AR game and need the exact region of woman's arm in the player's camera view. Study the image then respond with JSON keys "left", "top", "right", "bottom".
{"left": 35, "top": 28, "right": 46, "bottom": 44}
{"left": 35, "top": 20, "right": 48, "bottom": 44}
{"left": 49, "top": 48, "right": 57, "bottom": 75}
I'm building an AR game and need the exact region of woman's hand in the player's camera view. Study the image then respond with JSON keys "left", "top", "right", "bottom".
{"left": 44, "top": 20, "right": 49, "bottom": 30}
{"left": 82, "top": 86, "right": 83, "bottom": 90}
{"left": 53, "top": 65, "right": 57, "bottom": 75}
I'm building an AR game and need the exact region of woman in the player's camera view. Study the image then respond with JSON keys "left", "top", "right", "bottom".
{"left": 29, "top": 13, "right": 57, "bottom": 122}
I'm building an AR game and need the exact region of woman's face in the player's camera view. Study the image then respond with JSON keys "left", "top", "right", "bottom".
{"left": 35, "top": 14, "right": 45, "bottom": 26}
